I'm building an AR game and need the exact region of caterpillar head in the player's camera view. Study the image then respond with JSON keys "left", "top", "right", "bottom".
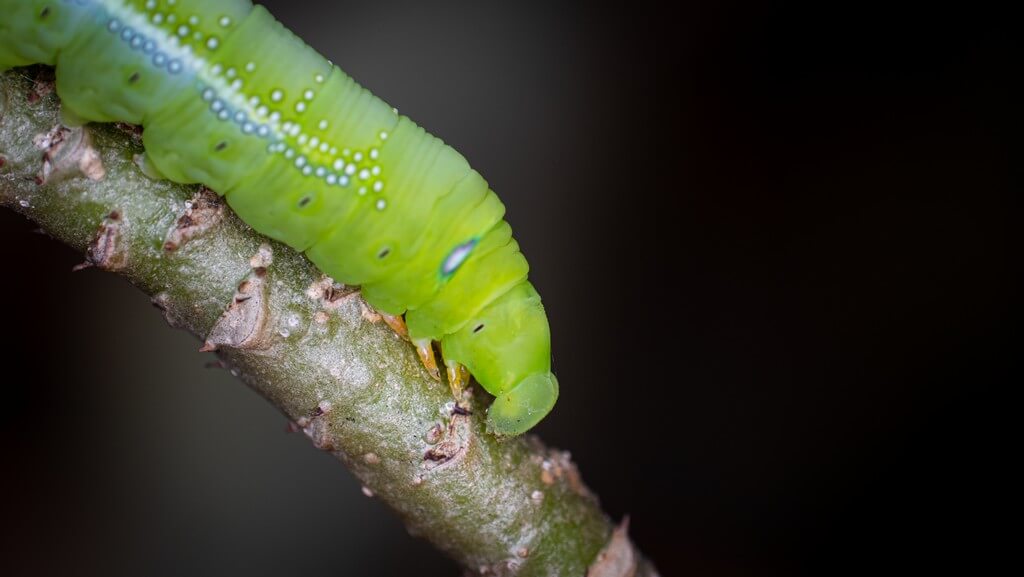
{"left": 441, "top": 281, "right": 558, "bottom": 436}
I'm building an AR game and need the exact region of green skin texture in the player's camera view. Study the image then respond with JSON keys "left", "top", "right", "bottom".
{"left": 0, "top": 0, "right": 558, "bottom": 435}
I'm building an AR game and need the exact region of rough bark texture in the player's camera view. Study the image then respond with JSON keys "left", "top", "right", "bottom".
{"left": 0, "top": 68, "right": 658, "bottom": 577}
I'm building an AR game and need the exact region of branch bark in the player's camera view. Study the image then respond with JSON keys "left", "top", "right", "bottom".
{"left": 0, "top": 68, "right": 658, "bottom": 577}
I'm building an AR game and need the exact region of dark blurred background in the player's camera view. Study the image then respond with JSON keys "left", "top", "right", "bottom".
{"left": 1, "top": 1, "right": 1016, "bottom": 575}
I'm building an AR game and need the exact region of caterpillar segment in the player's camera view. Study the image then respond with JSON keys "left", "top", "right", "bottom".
{"left": 0, "top": 0, "right": 558, "bottom": 435}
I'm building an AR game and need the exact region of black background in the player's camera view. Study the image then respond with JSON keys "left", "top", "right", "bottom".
{"left": 1, "top": 1, "right": 1016, "bottom": 575}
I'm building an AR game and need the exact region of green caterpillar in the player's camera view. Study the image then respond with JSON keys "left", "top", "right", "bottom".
{"left": 0, "top": 0, "right": 558, "bottom": 436}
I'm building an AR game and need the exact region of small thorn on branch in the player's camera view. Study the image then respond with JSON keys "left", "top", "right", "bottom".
{"left": 306, "top": 275, "right": 357, "bottom": 310}
{"left": 72, "top": 210, "right": 127, "bottom": 272}
{"left": 421, "top": 411, "right": 471, "bottom": 469}
{"left": 586, "top": 518, "right": 642, "bottom": 577}
{"left": 201, "top": 249, "right": 274, "bottom": 352}
{"left": 32, "top": 124, "right": 105, "bottom": 185}
{"left": 164, "top": 187, "right": 224, "bottom": 252}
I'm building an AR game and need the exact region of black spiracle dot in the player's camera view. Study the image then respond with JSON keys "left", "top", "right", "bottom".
{"left": 377, "top": 247, "right": 391, "bottom": 259}
{"left": 40, "top": 7, "right": 51, "bottom": 18}
{"left": 128, "top": 72, "right": 140, "bottom": 84}
{"left": 473, "top": 324, "right": 485, "bottom": 334}
{"left": 297, "top": 195, "right": 312, "bottom": 208}
{"left": 215, "top": 141, "right": 228, "bottom": 151}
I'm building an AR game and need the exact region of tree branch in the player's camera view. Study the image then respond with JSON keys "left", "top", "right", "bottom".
{"left": 0, "top": 68, "right": 657, "bottom": 577}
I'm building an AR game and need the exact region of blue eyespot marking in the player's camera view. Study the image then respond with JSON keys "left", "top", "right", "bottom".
{"left": 441, "top": 239, "right": 478, "bottom": 278}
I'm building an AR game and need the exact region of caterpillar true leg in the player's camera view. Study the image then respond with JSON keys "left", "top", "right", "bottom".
{"left": 413, "top": 338, "right": 441, "bottom": 381}
{"left": 445, "top": 361, "right": 471, "bottom": 400}
{"left": 384, "top": 312, "right": 442, "bottom": 382}
{"left": 384, "top": 313, "right": 465, "bottom": 398}
{"left": 381, "top": 312, "right": 409, "bottom": 340}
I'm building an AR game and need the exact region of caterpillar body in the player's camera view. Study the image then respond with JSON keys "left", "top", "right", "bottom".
{"left": 1, "top": 0, "right": 558, "bottom": 435}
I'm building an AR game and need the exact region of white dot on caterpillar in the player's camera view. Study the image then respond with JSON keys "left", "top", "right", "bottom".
{"left": 359, "top": 168, "right": 370, "bottom": 181}
{"left": 371, "top": 166, "right": 381, "bottom": 176}
{"left": 376, "top": 199, "right": 387, "bottom": 210}
{"left": 230, "top": 79, "right": 242, "bottom": 91}
{"left": 329, "top": 147, "right": 338, "bottom": 155}
{"left": 168, "top": 0, "right": 176, "bottom": 5}
{"left": 210, "top": 99, "right": 224, "bottom": 112}
{"left": 189, "top": 15, "right": 199, "bottom": 25}
{"left": 206, "top": 37, "right": 219, "bottom": 50}
{"left": 219, "top": 16, "right": 232, "bottom": 28}
{"left": 344, "top": 164, "right": 356, "bottom": 176}
{"left": 373, "top": 181, "right": 384, "bottom": 192}
{"left": 192, "top": 31, "right": 202, "bottom": 42}
{"left": 257, "top": 125, "right": 270, "bottom": 137}
{"left": 315, "top": 167, "right": 326, "bottom": 178}
{"left": 326, "top": 174, "right": 337, "bottom": 185}
{"left": 319, "top": 142, "right": 329, "bottom": 153}
{"left": 210, "top": 64, "right": 223, "bottom": 76}
{"left": 246, "top": 62, "right": 256, "bottom": 72}
{"left": 242, "top": 122, "right": 255, "bottom": 134}
{"left": 358, "top": 186, "right": 367, "bottom": 195}
{"left": 339, "top": 175, "right": 350, "bottom": 186}
{"left": 177, "top": 25, "right": 189, "bottom": 37}
{"left": 302, "top": 166, "right": 312, "bottom": 176}
{"left": 288, "top": 124, "right": 300, "bottom": 136}
{"left": 270, "top": 90, "right": 283, "bottom": 102}
{"left": 152, "top": 13, "right": 163, "bottom": 24}
{"left": 295, "top": 156, "right": 307, "bottom": 168}
{"left": 217, "top": 109, "right": 229, "bottom": 121}
{"left": 201, "top": 88, "right": 214, "bottom": 101}
{"left": 145, "top": 0, "right": 156, "bottom": 9}
{"left": 353, "top": 152, "right": 363, "bottom": 162}
{"left": 269, "top": 111, "right": 281, "bottom": 123}
{"left": 284, "top": 148, "right": 295, "bottom": 159}
{"left": 379, "top": 131, "right": 389, "bottom": 140}
{"left": 167, "top": 14, "right": 176, "bottom": 24}
{"left": 304, "top": 90, "right": 315, "bottom": 101}
{"left": 342, "top": 148, "right": 351, "bottom": 157}
{"left": 369, "top": 148, "right": 379, "bottom": 160}
{"left": 295, "top": 102, "right": 306, "bottom": 113}
{"left": 297, "top": 134, "right": 308, "bottom": 145}
{"left": 226, "top": 68, "right": 236, "bottom": 79}
{"left": 310, "top": 137, "right": 320, "bottom": 148}
{"left": 315, "top": 74, "right": 325, "bottom": 83}
{"left": 248, "top": 96, "right": 260, "bottom": 107}
{"left": 318, "top": 120, "right": 328, "bottom": 130}
{"left": 333, "top": 159, "right": 345, "bottom": 171}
